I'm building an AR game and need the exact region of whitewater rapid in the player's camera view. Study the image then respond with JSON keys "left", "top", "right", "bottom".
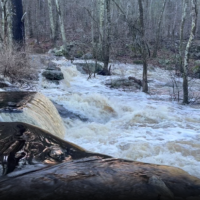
{"left": 38, "top": 57, "right": 200, "bottom": 179}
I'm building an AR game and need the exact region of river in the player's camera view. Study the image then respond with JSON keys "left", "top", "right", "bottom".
{"left": 37, "top": 56, "right": 200, "bottom": 179}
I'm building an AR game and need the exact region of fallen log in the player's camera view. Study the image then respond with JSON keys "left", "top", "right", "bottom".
{"left": 0, "top": 122, "right": 200, "bottom": 200}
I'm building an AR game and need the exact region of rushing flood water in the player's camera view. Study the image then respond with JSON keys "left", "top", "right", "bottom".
{"left": 0, "top": 92, "right": 66, "bottom": 138}
{"left": 37, "top": 57, "right": 200, "bottom": 179}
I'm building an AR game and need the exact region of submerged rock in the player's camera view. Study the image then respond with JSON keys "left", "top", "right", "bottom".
{"left": 52, "top": 101, "right": 88, "bottom": 121}
{"left": 0, "top": 122, "right": 200, "bottom": 200}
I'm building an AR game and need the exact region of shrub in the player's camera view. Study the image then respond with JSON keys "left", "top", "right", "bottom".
{"left": 0, "top": 44, "right": 36, "bottom": 84}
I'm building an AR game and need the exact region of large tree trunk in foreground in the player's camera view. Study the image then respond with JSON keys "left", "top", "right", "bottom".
{"left": 0, "top": 122, "right": 200, "bottom": 200}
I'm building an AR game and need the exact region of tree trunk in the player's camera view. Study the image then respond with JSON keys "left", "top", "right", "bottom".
{"left": 10, "top": 0, "right": 25, "bottom": 44}
{"left": 7, "top": 0, "right": 13, "bottom": 47}
{"left": 103, "top": 0, "right": 111, "bottom": 73}
{"left": 183, "top": 0, "right": 197, "bottom": 104}
{"left": 99, "top": 0, "right": 105, "bottom": 44}
{"left": 138, "top": 0, "right": 148, "bottom": 93}
{"left": 98, "top": 0, "right": 111, "bottom": 76}
{"left": 48, "top": 0, "right": 56, "bottom": 42}
{"left": 55, "top": 0, "right": 67, "bottom": 44}
{"left": 179, "top": 0, "right": 188, "bottom": 73}
{"left": 152, "top": 0, "right": 167, "bottom": 58}
{"left": 0, "top": 0, "right": 6, "bottom": 41}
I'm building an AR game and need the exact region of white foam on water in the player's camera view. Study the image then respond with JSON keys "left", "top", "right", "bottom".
{"left": 37, "top": 59, "right": 200, "bottom": 178}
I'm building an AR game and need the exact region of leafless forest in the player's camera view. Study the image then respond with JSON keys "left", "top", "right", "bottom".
{"left": 0, "top": 0, "right": 200, "bottom": 103}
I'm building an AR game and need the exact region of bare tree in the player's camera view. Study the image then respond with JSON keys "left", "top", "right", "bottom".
{"left": 101, "top": 0, "right": 111, "bottom": 75}
{"left": 138, "top": 0, "right": 148, "bottom": 93}
{"left": 48, "top": 0, "right": 56, "bottom": 42}
{"left": 179, "top": 0, "right": 188, "bottom": 73}
{"left": 11, "top": 0, "right": 25, "bottom": 44}
{"left": 55, "top": 0, "right": 66, "bottom": 44}
{"left": 182, "top": 0, "right": 198, "bottom": 104}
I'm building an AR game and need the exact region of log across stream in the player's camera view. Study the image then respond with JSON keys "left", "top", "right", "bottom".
{"left": 0, "top": 122, "right": 200, "bottom": 200}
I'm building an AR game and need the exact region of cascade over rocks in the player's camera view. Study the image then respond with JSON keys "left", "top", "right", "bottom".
{"left": 0, "top": 92, "right": 66, "bottom": 138}
{"left": 42, "top": 61, "right": 64, "bottom": 81}
{"left": 0, "top": 122, "right": 200, "bottom": 200}
{"left": 42, "top": 70, "right": 64, "bottom": 80}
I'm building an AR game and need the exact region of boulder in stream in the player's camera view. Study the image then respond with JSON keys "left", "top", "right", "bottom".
{"left": 0, "top": 122, "right": 200, "bottom": 200}
{"left": 42, "top": 70, "right": 64, "bottom": 80}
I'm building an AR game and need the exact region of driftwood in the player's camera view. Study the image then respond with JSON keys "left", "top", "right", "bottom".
{"left": 0, "top": 122, "right": 200, "bottom": 200}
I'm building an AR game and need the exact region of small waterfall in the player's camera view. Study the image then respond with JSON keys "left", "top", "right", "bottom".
{"left": 0, "top": 92, "right": 66, "bottom": 139}
{"left": 35, "top": 58, "right": 200, "bottom": 179}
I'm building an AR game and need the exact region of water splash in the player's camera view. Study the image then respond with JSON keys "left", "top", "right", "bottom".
{"left": 0, "top": 93, "right": 66, "bottom": 138}
{"left": 37, "top": 58, "right": 200, "bottom": 178}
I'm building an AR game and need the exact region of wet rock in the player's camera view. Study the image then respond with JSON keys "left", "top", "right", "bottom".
{"left": 75, "top": 63, "right": 103, "bottom": 74}
{"left": 52, "top": 101, "right": 88, "bottom": 121}
{"left": 106, "top": 78, "right": 141, "bottom": 89}
{"left": 46, "top": 61, "right": 61, "bottom": 71}
{"left": 0, "top": 81, "right": 10, "bottom": 88}
{"left": 0, "top": 122, "right": 200, "bottom": 200}
{"left": 52, "top": 43, "right": 75, "bottom": 57}
{"left": 98, "top": 67, "right": 111, "bottom": 76}
{"left": 148, "top": 175, "right": 174, "bottom": 199}
{"left": 42, "top": 70, "right": 64, "bottom": 80}
{"left": 128, "top": 76, "right": 142, "bottom": 87}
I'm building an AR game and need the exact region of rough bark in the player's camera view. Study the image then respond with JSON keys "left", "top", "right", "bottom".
{"left": 99, "top": 0, "right": 105, "bottom": 44}
{"left": 102, "top": 0, "right": 111, "bottom": 73}
{"left": 0, "top": 0, "right": 6, "bottom": 41}
{"left": 48, "top": 0, "right": 56, "bottom": 41}
{"left": 55, "top": 0, "right": 67, "bottom": 44}
{"left": 183, "top": 0, "right": 197, "bottom": 104}
{"left": 138, "top": 0, "right": 148, "bottom": 93}
{"left": 10, "top": 0, "right": 25, "bottom": 43}
{"left": 179, "top": 0, "right": 188, "bottom": 73}
{"left": 7, "top": 0, "right": 12, "bottom": 47}
{"left": 0, "top": 0, "right": 12, "bottom": 45}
